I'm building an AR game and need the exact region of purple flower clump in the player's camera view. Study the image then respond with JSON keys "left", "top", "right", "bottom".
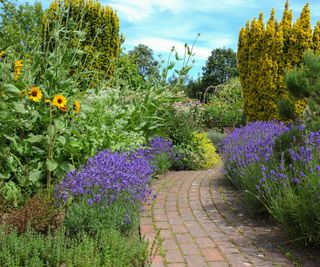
{"left": 56, "top": 149, "right": 153, "bottom": 206}
{"left": 221, "top": 121, "right": 289, "bottom": 168}
{"left": 56, "top": 136, "right": 175, "bottom": 207}
{"left": 149, "top": 136, "right": 175, "bottom": 160}
{"left": 258, "top": 130, "right": 320, "bottom": 190}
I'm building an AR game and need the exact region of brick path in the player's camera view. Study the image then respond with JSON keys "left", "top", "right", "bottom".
{"left": 141, "top": 164, "right": 319, "bottom": 267}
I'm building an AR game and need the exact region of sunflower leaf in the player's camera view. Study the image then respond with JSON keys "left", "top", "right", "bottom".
{"left": 3, "top": 84, "right": 20, "bottom": 94}
{"left": 29, "top": 169, "right": 42, "bottom": 183}
{"left": 58, "top": 136, "right": 66, "bottom": 145}
{"left": 13, "top": 102, "right": 27, "bottom": 114}
{"left": 46, "top": 159, "right": 58, "bottom": 172}
{"left": 27, "top": 134, "right": 44, "bottom": 143}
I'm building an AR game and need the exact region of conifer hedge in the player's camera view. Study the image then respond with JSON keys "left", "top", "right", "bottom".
{"left": 237, "top": 1, "right": 318, "bottom": 121}
{"left": 44, "top": 0, "right": 120, "bottom": 81}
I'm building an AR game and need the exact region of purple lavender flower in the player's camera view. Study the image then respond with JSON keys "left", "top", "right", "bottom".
{"left": 221, "top": 121, "right": 289, "bottom": 169}
{"left": 56, "top": 149, "right": 154, "bottom": 206}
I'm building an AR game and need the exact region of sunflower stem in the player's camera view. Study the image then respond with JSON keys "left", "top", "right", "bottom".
{"left": 47, "top": 103, "right": 53, "bottom": 196}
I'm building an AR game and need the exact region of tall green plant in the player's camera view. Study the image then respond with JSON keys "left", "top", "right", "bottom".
{"left": 44, "top": 0, "right": 120, "bottom": 82}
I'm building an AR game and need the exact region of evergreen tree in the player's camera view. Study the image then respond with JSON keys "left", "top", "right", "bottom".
{"left": 313, "top": 21, "right": 320, "bottom": 52}
{"left": 287, "top": 3, "right": 312, "bottom": 67}
{"left": 237, "top": 1, "right": 313, "bottom": 122}
{"left": 280, "top": 50, "right": 320, "bottom": 125}
{"left": 44, "top": 0, "right": 120, "bottom": 81}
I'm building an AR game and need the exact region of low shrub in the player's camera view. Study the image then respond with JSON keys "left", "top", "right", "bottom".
{"left": 0, "top": 225, "right": 148, "bottom": 267}
{"left": 221, "top": 121, "right": 289, "bottom": 211}
{"left": 206, "top": 130, "right": 225, "bottom": 151}
{"left": 3, "top": 192, "right": 63, "bottom": 234}
{"left": 258, "top": 130, "right": 320, "bottom": 245}
{"left": 204, "top": 78, "right": 244, "bottom": 128}
{"left": 173, "top": 132, "right": 220, "bottom": 170}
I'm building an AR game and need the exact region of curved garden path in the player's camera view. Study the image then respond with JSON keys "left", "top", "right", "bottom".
{"left": 141, "top": 164, "right": 320, "bottom": 267}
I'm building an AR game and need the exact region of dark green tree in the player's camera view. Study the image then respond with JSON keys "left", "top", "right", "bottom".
{"left": 279, "top": 50, "right": 320, "bottom": 126}
{"left": 128, "top": 44, "right": 160, "bottom": 80}
{"left": 202, "top": 47, "right": 238, "bottom": 88}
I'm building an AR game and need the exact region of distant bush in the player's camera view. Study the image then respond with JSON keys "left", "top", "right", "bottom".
{"left": 204, "top": 78, "right": 244, "bottom": 128}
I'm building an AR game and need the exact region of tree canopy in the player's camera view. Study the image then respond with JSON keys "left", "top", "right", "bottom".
{"left": 128, "top": 44, "right": 160, "bottom": 80}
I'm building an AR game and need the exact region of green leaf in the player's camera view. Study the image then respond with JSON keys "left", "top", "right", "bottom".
{"left": 29, "top": 169, "right": 42, "bottom": 183}
{"left": 60, "top": 161, "right": 75, "bottom": 172}
{"left": 54, "top": 119, "right": 65, "bottom": 131}
{"left": 46, "top": 159, "right": 58, "bottom": 172}
{"left": 27, "top": 134, "right": 44, "bottom": 143}
{"left": 4, "top": 84, "right": 20, "bottom": 94}
{"left": 58, "top": 136, "right": 66, "bottom": 145}
{"left": 13, "top": 102, "right": 27, "bottom": 114}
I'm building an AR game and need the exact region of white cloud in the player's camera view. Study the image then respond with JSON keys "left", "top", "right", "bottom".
{"left": 107, "top": 0, "right": 257, "bottom": 22}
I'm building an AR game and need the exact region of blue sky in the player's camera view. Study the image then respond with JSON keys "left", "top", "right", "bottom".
{"left": 105, "top": 0, "right": 320, "bottom": 79}
{"left": 18, "top": 0, "right": 320, "bottom": 78}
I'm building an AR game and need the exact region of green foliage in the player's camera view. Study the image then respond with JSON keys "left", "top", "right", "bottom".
{"left": 0, "top": 0, "right": 43, "bottom": 53}
{"left": 202, "top": 47, "right": 238, "bottom": 87}
{"left": 64, "top": 196, "right": 140, "bottom": 238}
{"left": 282, "top": 50, "right": 320, "bottom": 122}
{"left": 44, "top": 0, "right": 120, "bottom": 81}
{"left": 204, "top": 77, "right": 244, "bottom": 128}
{"left": 116, "top": 52, "right": 145, "bottom": 88}
{"left": 0, "top": 225, "right": 148, "bottom": 267}
{"left": 238, "top": 1, "right": 313, "bottom": 121}
{"left": 152, "top": 153, "right": 172, "bottom": 175}
{"left": 185, "top": 47, "right": 238, "bottom": 101}
{"left": 192, "top": 132, "right": 220, "bottom": 169}
{"left": 128, "top": 44, "right": 160, "bottom": 81}
{"left": 274, "top": 126, "right": 304, "bottom": 164}
{"left": 206, "top": 130, "right": 225, "bottom": 151}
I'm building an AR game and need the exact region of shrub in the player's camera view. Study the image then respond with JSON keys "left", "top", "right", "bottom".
{"left": 206, "top": 130, "right": 225, "bottom": 151}
{"left": 63, "top": 195, "right": 139, "bottom": 238}
{"left": 258, "top": 130, "right": 320, "bottom": 245}
{"left": 2, "top": 192, "right": 63, "bottom": 234}
{"left": 221, "top": 121, "right": 289, "bottom": 210}
{"left": 173, "top": 132, "right": 220, "bottom": 170}
{"left": 56, "top": 149, "right": 153, "bottom": 207}
{"left": 204, "top": 77, "right": 244, "bottom": 128}
{"left": 192, "top": 132, "right": 220, "bottom": 169}
{"left": 0, "top": 225, "right": 148, "bottom": 266}
{"left": 238, "top": 1, "right": 313, "bottom": 121}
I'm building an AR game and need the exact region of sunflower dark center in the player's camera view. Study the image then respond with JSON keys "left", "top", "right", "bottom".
{"left": 58, "top": 99, "right": 62, "bottom": 104}
{"left": 32, "top": 91, "right": 37, "bottom": 97}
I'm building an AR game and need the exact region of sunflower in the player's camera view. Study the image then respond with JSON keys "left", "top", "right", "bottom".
{"left": 0, "top": 51, "right": 5, "bottom": 59}
{"left": 28, "top": 86, "right": 43, "bottom": 102}
{"left": 59, "top": 105, "right": 67, "bottom": 112}
{"left": 73, "top": 100, "right": 81, "bottom": 113}
{"left": 14, "top": 60, "right": 23, "bottom": 80}
{"left": 53, "top": 95, "right": 67, "bottom": 110}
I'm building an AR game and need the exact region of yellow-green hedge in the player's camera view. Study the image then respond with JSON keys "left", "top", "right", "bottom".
{"left": 237, "top": 1, "right": 315, "bottom": 121}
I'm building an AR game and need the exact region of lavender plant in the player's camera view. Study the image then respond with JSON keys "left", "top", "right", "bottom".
{"left": 220, "top": 121, "right": 289, "bottom": 212}
{"left": 257, "top": 130, "right": 320, "bottom": 244}
{"left": 56, "top": 149, "right": 153, "bottom": 207}
{"left": 221, "top": 121, "right": 289, "bottom": 182}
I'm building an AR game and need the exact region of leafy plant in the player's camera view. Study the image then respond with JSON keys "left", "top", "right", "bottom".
{"left": 204, "top": 77, "right": 244, "bottom": 128}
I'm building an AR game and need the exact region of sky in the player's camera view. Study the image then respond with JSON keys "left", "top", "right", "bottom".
{"left": 17, "top": 0, "right": 320, "bottom": 79}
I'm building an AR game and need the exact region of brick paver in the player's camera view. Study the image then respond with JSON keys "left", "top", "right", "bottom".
{"left": 141, "top": 164, "right": 320, "bottom": 267}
